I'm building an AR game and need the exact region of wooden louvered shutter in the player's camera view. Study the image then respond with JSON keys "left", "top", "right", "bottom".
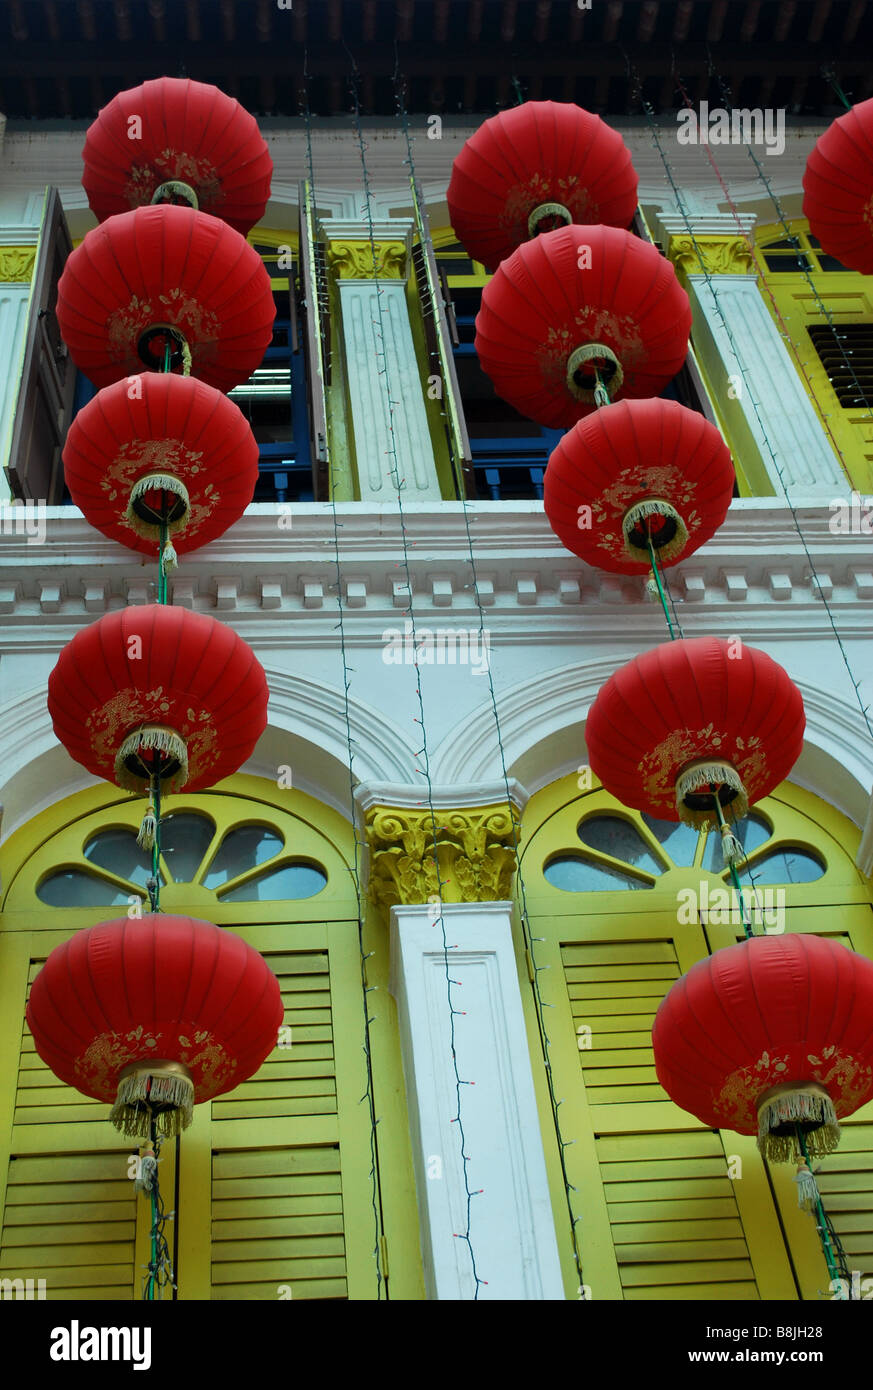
{"left": 176, "top": 922, "right": 379, "bottom": 1300}
{"left": 5, "top": 187, "right": 76, "bottom": 503}
{"left": 0, "top": 932, "right": 156, "bottom": 1300}
{"left": 531, "top": 908, "right": 799, "bottom": 1300}
{"left": 706, "top": 908, "right": 873, "bottom": 1298}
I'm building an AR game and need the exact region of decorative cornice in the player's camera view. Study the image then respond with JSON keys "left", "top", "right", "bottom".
{"left": 325, "top": 238, "right": 408, "bottom": 280}
{"left": 0, "top": 246, "right": 35, "bottom": 282}
{"left": 363, "top": 799, "right": 520, "bottom": 909}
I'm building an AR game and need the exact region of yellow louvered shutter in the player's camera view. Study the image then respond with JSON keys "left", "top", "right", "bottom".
{"left": 1, "top": 1152, "right": 138, "bottom": 1300}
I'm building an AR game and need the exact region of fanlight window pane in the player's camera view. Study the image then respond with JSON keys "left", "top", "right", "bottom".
{"left": 742, "top": 847, "right": 825, "bottom": 885}
{"left": 544, "top": 856, "right": 653, "bottom": 892}
{"left": 37, "top": 870, "right": 137, "bottom": 907}
{"left": 578, "top": 816, "right": 664, "bottom": 874}
{"left": 203, "top": 824, "right": 284, "bottom": 889}
{"left": 219, "top": 861, "right": 327, "bottom": 902}
{"left": 161, "top": 813, "right": 216, "bottom": 883}
{"left": 640, "top": 813, "right": 699, "bottom": 866}
{"left": 703, "top": 812, "right": 771, "bottom": 873}
{"left": 84, "top": 828, "right": 157, "bottom": 887}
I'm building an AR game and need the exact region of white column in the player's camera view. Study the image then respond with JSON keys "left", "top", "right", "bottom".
{"left": 687, "top": 273, "right": 847, "bottom": 498}
{"left": 0, "top": 285, "right": 32, "bottom": 504}
{"left": 389, "top": 901, "right": 566, "bottom": 1300}
{"left": 337, "top": 278, "right": 441, "bottom": 500}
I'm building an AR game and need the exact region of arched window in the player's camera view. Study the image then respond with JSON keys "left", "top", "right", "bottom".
{"left": 519, "top": 773, "right": 873, "bottom": 1301}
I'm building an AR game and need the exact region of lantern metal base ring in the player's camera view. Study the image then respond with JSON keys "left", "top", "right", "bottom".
{"left": 566, "top": 343, "right": 623, "bottom": 403}
{"left": 150, "top": 179, "right": 199, "bottom": 211}
{"left": 137, "top": 324, "right": 193, "bottom": 375}
{"left": 622, "top": 498, "right": 688, "bottom": 564}
{"left": 126, "top": 472, "right": 191, "bottom": 540}
{"left": 756, "top": 1081, "right": 840, "bottom": 1163}
{"left": 675, "top": 759, "right": 748, "bottom": 828}
{"left": 110, "top": 1059, "right": 195, "bottom": 1139}
{"left": 528, "top": 200, "right": 572, "bottom": 237}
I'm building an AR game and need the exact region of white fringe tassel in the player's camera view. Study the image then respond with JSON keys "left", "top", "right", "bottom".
{"left": 757, "top": 1087, "right": 840, "bottom": 1163}
{"left": 115, "top": 725, "right": 189, "bottom": 793}
{"left": 137, "top": 801, "right": 157, "bottom": 850}
{"left": 794, "top": 1165, "right": 820, "bottom": 1213}
{"left": 622, "top": 498, "right": 689, "bottom": 565}
{"left": 674, "top": 761, "right": 748, "bottom": 829}
{"left": 110, "top": 1070, "right": 195, "bottom": 1139}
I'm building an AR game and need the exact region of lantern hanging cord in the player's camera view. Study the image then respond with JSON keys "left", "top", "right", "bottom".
{"left": 627, "top": 54, "right": 873, "bottom": 751}
{"left": 394, "top": 57, "right": 585, "bottom": 1299}
{"left": 645, "top": 534, "right": 679, "bottom": 640}
{"left": 301, "top": 52, "right": 386, "bottom": 1299}
{"left": 348, "top": 44, "right": 486, "bottom": 1299}
{"left": 141, "top": 1121, "right": 176, "bottom": 1300}
{"left": 796, "top": 1127, "right": 853, "bottom": 1295}
{"left": 711, "top": 791, "right": 754, "bottom": 937}
{"left": 820, "top": 66, "right": 853, "bottom": 111}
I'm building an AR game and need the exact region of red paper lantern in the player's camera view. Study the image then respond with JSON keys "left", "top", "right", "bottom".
{"left": 27, "top": 915, "right": 283, "bottom": 1136}
{"left": 585, "top": 636, "right": 804, "bottom": 827}
{"left": 802, "top": 97, "right": 873, "bottom": 275}
{"left": 653, "top": 933, "right": 873, "bottom": 1160}
{"left": 56, "top": 205, "right": 275, "bottom": 393}
{"left": 47, "top": 605, "right": 269, "bottom": 795}
{"left": 82, "top": 77, "right": 272, "bottom": 235}
{"left": 475, "top": 225, "right": 692, "bottom": 429}
{"left": 63, "top": 374, "right": 259, "bottom": 557}
{"left": 447, "top": 101, "right": 638, "bottom": 272}
{"left": 544, "top": 399, "right": 735, "bottom": 574}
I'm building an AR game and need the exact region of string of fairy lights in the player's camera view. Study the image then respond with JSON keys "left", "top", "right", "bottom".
{"left": 623, "top": 49, "right": 860, "bottom": 1296}
{"left": 300, "top": 55, "right": 386, "bottom": 1298}
{"left": 341, "top": 44, "right": 487, "bottom": 1296}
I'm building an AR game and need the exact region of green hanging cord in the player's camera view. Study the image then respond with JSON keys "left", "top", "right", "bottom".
{"left": 797, "top": 1126, "right": 843, "bottom": 1292}
{"left": 645, "top": 534, "right": 676, "bottom": 639}
{"left": 147, "top": 1115, "right": 158, "bottom": 1301}
{"left": 711, "top": 791, "right": 753, "bottom": 937}
{"left": 151, "top": 773, "right": 162, "bottom": 914}
{"left": 511, "top": 75, "right": 525, "bottom": 106}
{"left": 821, "top": 66, "right": 852, "bottom": 111}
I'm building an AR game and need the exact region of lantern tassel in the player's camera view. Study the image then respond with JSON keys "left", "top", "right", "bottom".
{"left": 757, "top": 1084, "right": 840, "bottom": 1163}
{"left": 116, "top": 725, "right": 189, "bottom": 794}
{"left": 111, "top": 1070, "right": 195, "bottom": 1139}
{"left": 622, "top": 498, "right": 689, "bottom": 565}
{"left": 719, "top": 822, "right": 745, "bottom": 866}
{"left": 137, "top": 801, "right": 157, "bottom": 850}
{"left": 161, "top": 540, "right": 178, "bottom": 574}
{"left": 645, "top": 567, "right": 659, "bottom": 601}
{"left": 794, "top": 1164, "right": 820, "bottom": 1213}
{"left": 134, "top": 1142, "right": 158, "bottom": 1193}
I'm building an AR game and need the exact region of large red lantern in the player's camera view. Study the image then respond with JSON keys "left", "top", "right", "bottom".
{"left": 585, "top": 636, "right": 804, "bottom": 827}
{"left": 56, "top": 205, "right": 275, "bottom": 393}
{"left": 544, "top": 398, "right": 735, "bottom": 574}
{"left": 447, "top": 101, "right": 638, "bottom": 272}
{"left": 802, "top": 97, "right": 873, "bottom": 276}
{"left": 82, "top": 77, "right": 272, "bottom": 235}
{"left": 47, "top": 605, "right": 269, "bottom": 795}
{"left": 475, "top": 225, "right": 692, "bottom": 429}
{"left": 653, "top": 934, "right": 873, "bottom": 1160}
{"left": 63, "top": 373, "right": 259, "bottom": 558}
{"left": 27, "top": 915, "right": 283, "bottom": 1137}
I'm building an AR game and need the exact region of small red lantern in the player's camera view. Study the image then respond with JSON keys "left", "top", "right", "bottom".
{"left": 447, "top": 101, "right": 638, "bottom": 272}
{"left": 585, "top": 636, "right": 804, "bottom": 829}
{"left": 63, "top": 373, "right": 259, "bottom": 558}
{"left": 27, "top": 915, "right": 283, "bottom": 1137}
{"left": 56, "top": 205, "right": 275, "bottom": 393}
{"left": 475, "top": 225, "right": 692, "bottom": 429}
{"left": 544, "top": 398, "right": 735, "bottom": 573}
{"left": 803, "top": 97, "right": 873, "bottom": 276}
{"left": 82, "top": 77, "right": 272, "bottom": 235}
{"left": 653, "top": 933, "right": 873, "bottom": 1160}
{"left": 47, "top": 605, "right": 269, "bottom": 795}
